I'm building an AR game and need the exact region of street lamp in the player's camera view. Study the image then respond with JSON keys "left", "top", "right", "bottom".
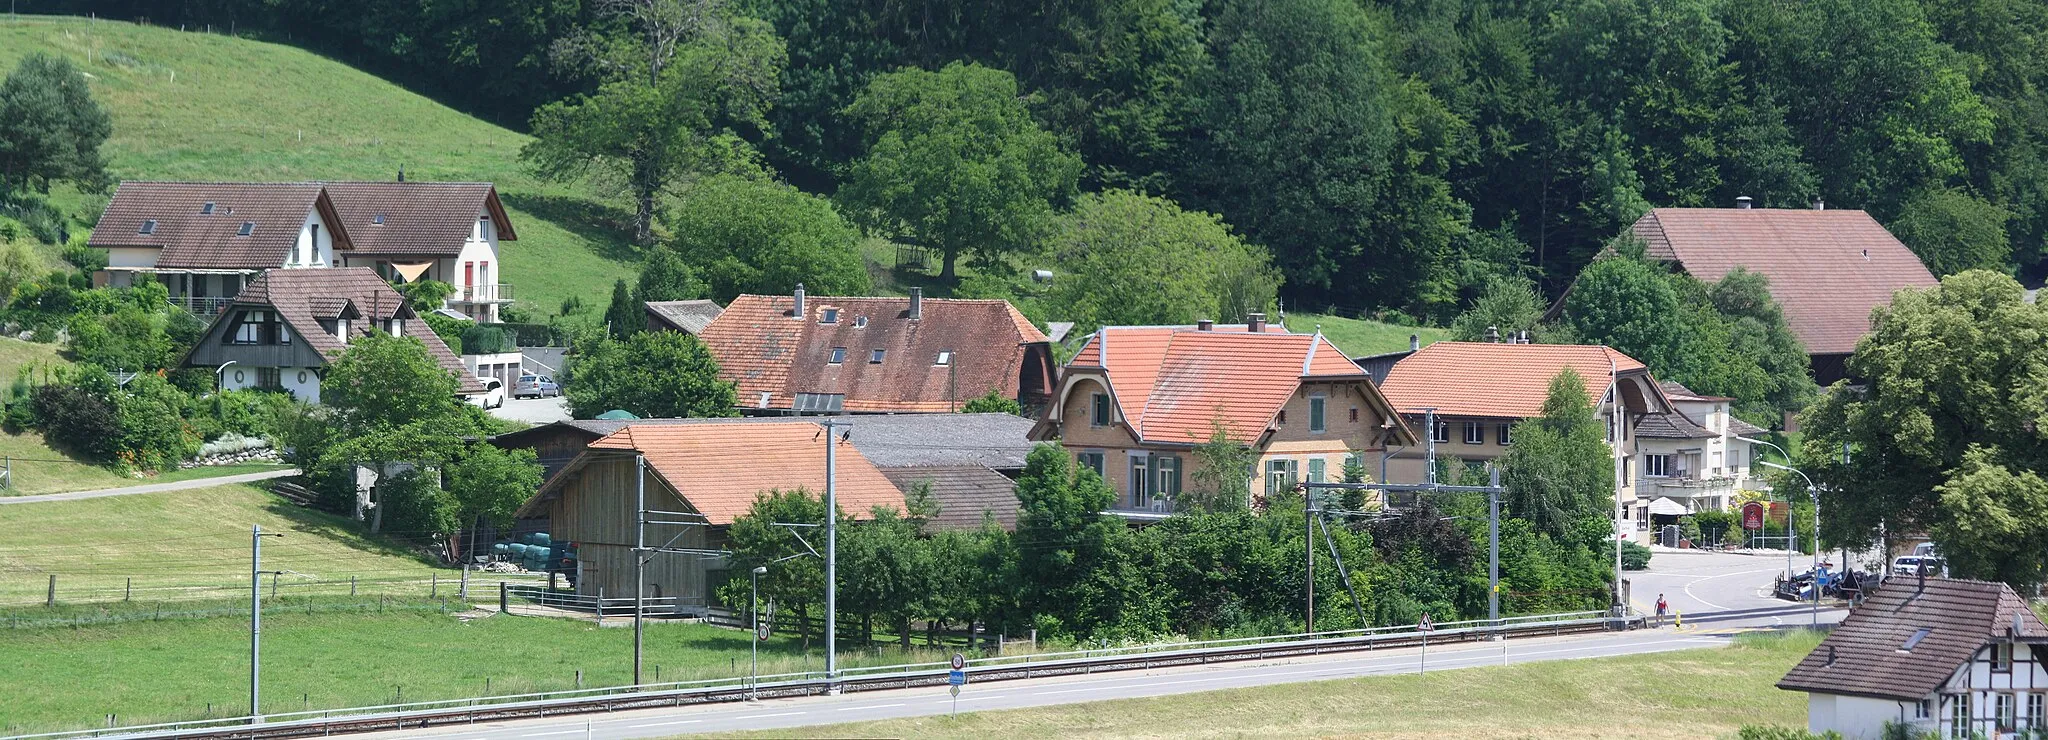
{"left": 750, "top": 565, "right": 767, "bottom": 701}
{"left": 1743, "top": 438, "right": 1799, "bottom": 577}
{"left": 1758, "top": 459, "right": 1822, "bottom": 628}
{"left": 216, "top": 360, "right": 238, "bottom": 393}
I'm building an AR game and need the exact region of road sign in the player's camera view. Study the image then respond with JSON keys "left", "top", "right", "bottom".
{"left": 755, "top": 618, "right": 771, "bottom": 642}
{"left": 951, "top": 652, "right": 966, "bottom": 671}
{"left": 1417, "top": 613, "right": 1434, "bottom": 632}
{"left": 949, "top": 683, "right": 961, "bottom": 697}
{"left": 1740, "top": 502, "right": 1766, "bottom": 530}
{"left": 948, "top": 669, "right": 967, "bottom": 686}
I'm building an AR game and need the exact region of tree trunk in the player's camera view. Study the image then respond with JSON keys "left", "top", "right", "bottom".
{"left": 898, "top": 614, "right": 911, "bottom": 650}
{"left": 632, "top": 155, "right": 658, "bottom": 247}
{"left": 862, "top": 613, "right": 873, "bottom": 646}
{"left": 940, "top": 247, "right": 959, "bottom": 282}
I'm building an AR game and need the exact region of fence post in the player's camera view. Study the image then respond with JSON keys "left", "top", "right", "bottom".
{"left": 125, "top": 578, "right": 132, "bottom": 602}
{"left": 459, "top": 565, "right": 469, "bottom": 599}
{"left": 350, "top": 576, "right": 356, "bottom": 597}
{"left": 499, "top": 582, "right": 508, "bottom": 613}
{"left": 432, "top": 573, "right": 438, "bottom": 598}
{"left": 270, "top": 571, "right": 278, "bottom": 598}
{"left": 46, "top": 574, "right": 54, "bottom": 607}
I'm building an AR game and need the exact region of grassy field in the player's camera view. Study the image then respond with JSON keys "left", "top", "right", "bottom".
{"left": 0, "top": 15, "right": 638, "bottom": 323}
{"left": 1286, "top": 312, "right": 1451, "bottom": 357}
{"left": 0, "top": 606, "right": 946, "bottom": 734}
{"left": 717, "top": 631, "right": 1823, "bottom": 739}
{"left": 0, "top": 483, "right": 446, "bottom": 605}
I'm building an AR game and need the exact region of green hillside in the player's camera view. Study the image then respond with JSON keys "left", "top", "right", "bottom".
{"left": 0, "top": 16, "right": 636, "bottom": 324}
{"left": 1285, "top": 313, "right": 1448, "bottom": 357}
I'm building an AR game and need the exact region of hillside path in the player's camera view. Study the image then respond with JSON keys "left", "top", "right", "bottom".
{"left": 0, "top": 468, "right": 300, "bottom": 505}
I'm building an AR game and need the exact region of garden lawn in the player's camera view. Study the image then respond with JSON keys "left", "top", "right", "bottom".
{"left": 1286, "top": 312, "right": 1450, "bottom": 357}
{"left": 0, "top": 483, "right": 443, "bottom": 605}
{"left": 711, "top": 631, "right": 1823, "bottom": 739}
{"left": 0, "top": 16, "right": 638, "bottom": 323}
{"left": 0, "top": 608, "right": 941, "bottom": 734}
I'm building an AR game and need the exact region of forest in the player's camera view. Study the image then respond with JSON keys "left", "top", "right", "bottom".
{"left": 52, "top": 0, "right": 2047, "bottom": 324}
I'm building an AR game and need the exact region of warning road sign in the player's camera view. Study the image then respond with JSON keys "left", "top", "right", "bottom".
{"left": 1418, "top": 613, "right": 1434, "bottom": 632}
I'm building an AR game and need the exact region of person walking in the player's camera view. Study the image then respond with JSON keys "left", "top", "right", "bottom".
{"left": 1655, "top": 593, "right": 1669, "bottom": 627}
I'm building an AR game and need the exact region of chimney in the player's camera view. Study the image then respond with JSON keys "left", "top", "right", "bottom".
{"left": 1485, "top": 325, "right": 1500, "bottom": 343}
{"left": 1197, "top": 319, "right": 1214, "bottom": 331}
{"left": 793, "top": 283, "right": 806, "bottom": 319}
{"left": 908, "top": 286, "right": 924, "bottom": 320}
{"left": 397, "top": 165, "right": 405, "bottom": 183}
{"left": 1246, "top": 312, "right": 1266, "bottom": 333}
{"left": 1811, "top": 197, "right": 1825, "bottom": 211}
{"left": 1520, "top": 330, "right": 1533, "bottom": 344}
{"left": 1735, "top": 195, "right": 1753, "bottom": 210}
{"left": 1409, "top": 334, "right": 1420, "bottom": 352}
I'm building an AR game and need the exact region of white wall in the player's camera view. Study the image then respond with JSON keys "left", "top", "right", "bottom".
{"left": 220, "top": 365, "right": 322, "bottom": 404}
{"left": 1809, "top": 693, "right": 1911, "bottom": 739}
{"left": 285, "top": 211, "right": 334, "bottom": 268}
{"left": 106, "top": 247, "right": 160, "bottom": 268}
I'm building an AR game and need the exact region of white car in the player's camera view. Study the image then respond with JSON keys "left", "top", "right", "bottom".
{"left": 469, "top": 377, "right": 506, "bottom": 409}
{"left": 1893, "top": 555, "right": 1946, "bottom": 577}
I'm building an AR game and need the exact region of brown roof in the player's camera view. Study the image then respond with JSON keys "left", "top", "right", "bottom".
{"left": 1779, "top": 577, "right": 2048, "bottom": 701}
{"left": 320, "top": 181, "right": 516, "bottom": 256}
{"left": 1634, "top": 411, "right": 1713, "bottom": 439}
{"left": 645, "top": 299, "right": 724, "bottom": 335}
{"left": 881, "top": 465, "right": 1021, "bottom": 532}
{"left": 89, "top": 181, "right": 352, "bottom": 269}
{"left": 696, "top": 293, "right": 1050, "bottom": 413}
{"left": 1633, "top": 208, "right": 1937, "bottom": 356}
{"left": 1065, "top": 326, "right": 1410, "bottom": 445}
{"left": 1378, "top": 342, "right": 1650, "bottom": 419}
{"left": 218, "top": 268, "right": 483, "bottom": 393}
{"left": 545, "top": 423, "right": 905, "bottom": 525}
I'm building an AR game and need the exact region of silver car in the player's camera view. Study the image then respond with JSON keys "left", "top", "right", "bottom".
{"left": 513, "top": 374, "right": 560, "bottom": 399}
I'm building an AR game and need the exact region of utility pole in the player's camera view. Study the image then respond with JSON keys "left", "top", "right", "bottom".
{"left": 1608, "top": 352, "right": 1624, "bottom": 617}
{"left": 1304, "top": 492, "right": 1314, "bottom": 635}
{"left": 822, "top": 419, "right": 843, "bottom": 693}
{"left": 633, "top": 454, "right": 645, "bottom": 686}
{"left": 250, "top": 525, "right": 283, "bottom": 724}
{"left": 1488, "top": 466, "right": 1501, "bottom": 625}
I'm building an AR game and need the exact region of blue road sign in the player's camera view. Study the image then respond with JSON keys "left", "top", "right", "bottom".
{"left": 948, "top": 669, "right": 967, "bottom": 686}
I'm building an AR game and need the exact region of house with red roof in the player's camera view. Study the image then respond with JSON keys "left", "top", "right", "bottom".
{"left": 691, "top": 286, "right": 1057, "bottom": 416}
{"left": 1375, "top": 340, "right": 1672, "bottom": 535}
{"left": 516, "top": 422, "right": 905, "bottom": 612}
{"left": 1030, "top": 315, "right": 1416, "bottom": 517}
{"left": 1628, "top": 201, "right": 1937, "bottom": 384}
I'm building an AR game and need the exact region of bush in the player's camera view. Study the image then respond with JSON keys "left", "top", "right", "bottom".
{"left": 459, "top": 324, "right": 515, "bottom": 354}
{"left": 378, "top": 467, "right": 456, "bottom": 537}
{"left": 114, "top": 373, "right": 200, "bottom": 471}
{"left": 1621, "top": 540, "right": 1653, "bottom": 570}
{"left": 31, "top": 376, "right": 120, "bottom": 461}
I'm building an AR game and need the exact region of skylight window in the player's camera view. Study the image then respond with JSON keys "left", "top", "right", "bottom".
{"left": 200, "top": 203, "right": 216, "bottom": 215}
{"left": 935, "top": 351, "right": 953, "bottom": 366}
{"left": 138, "top": 219, "right": 157, "bottom": 235}
{"left": 372, "top": 214, "right": 386, "bottom": 225}
{"left": 237, "top": 221, "right": 255, "bottom": 237}
{"left": 869, "top": 348, "right": 886, "bottom": 364}
{"left": 1900, "top": 627, "right": 1933, "bottom": 652}
{"left": 820, "top": 308, "right": 840, "bottom": 324}
{"left": 853, "top": 316, "right": 868, "bottom": 328}
{"left": 828, "top": 347, "right": 847, "bottom": 364}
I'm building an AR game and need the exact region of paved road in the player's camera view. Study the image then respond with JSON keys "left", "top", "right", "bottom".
{"left": 493, "top": 396, "right": 570, "bottom": 426}
{"left": 0, "top": 468, "right": 298, "bottom": 505}
{"left": 1630, "top": 548, "right": 1845, "bottom": 629}
{"left": 353, "top": 613, "right": 1824, "bottom": 740}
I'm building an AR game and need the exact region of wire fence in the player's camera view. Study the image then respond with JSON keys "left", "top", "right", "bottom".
{"left": 0, "top": 571, "right": 545, "bottom": 627}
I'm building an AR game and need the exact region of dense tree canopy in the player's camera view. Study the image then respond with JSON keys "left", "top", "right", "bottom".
{"left": 1040, "top": 190, "right": 1278, "bottom": 333}
{"left": 0, "top": 53, "right": 111, "bottom": 194}
{"left": 668, "top": 174, "right": 870, "bottom": 302}
{"left": 564, "top": 330, "right": 738, "bottom": 419}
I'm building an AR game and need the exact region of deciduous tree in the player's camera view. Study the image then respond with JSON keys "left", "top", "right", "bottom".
{"left": 668, "top": 174, "right": 870, "bottom": 303}
{"left": 564, "top": 330, "right": 737, "bottom": 419}
{"left": 1041, "top": 190, "right": 1279, "bottom": 332}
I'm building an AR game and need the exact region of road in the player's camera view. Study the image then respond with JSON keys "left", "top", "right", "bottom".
{"left": 353, "top": 608, "right": 1835, "bottom": 740}
{"left": 493, "top": 396, "right": 570, "bottom": 426}
{"left": 1629, "top": 548, "right": 1843, "bottom": 629}
{"left": 0, "top": 468, "right": 298, "bottom": 505}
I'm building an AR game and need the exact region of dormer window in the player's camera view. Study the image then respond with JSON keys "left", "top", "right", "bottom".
{"left": 821, "top": 308, "right": 840, "bottom": 324}
{"left": 237, "top": 222, "right": 255, "bottom": 236}
{"left": 200, "top": 203, "right": 215, "bottom": 215}
{"left": 935, "top": 351, "right": 953, "bottom": 366}
{"left": 853, "top": 316, "right": 867, "bottom": 328}
{"left": 138, "top": 219, "right": 157, "bottom": 235}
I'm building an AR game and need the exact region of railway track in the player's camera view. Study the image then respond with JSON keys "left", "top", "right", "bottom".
{"left": 15, "top": 614, "right": 1625, "bottom": 740}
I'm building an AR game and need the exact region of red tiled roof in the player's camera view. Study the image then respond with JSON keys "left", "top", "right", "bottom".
{"left": 695, "top": 294, "right": 1050, "bottom": 413}
{"left": 216, "top": 268, "right": 482, "bottom": 393}
{"left": 1070, "top": 326, "right": 1401, "bottom": 444}
{"left": 1378, "top": 342, "right": 1645, "bottom": 419}
{"left": 1633, "top": 208, "right": 1937, "bottom": 356}
{"left": 320, "top": 181, "right": 516, "bottom": 255}
{"left": 583, "top": 423, "right": 904, "bottom": 525}
{"left": 89, "top": 181, "right": 348, "bottom": 269}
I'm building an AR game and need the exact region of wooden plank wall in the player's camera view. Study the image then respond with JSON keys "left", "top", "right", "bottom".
{"left": 547, "top": 456, "right": 721, "bottom": 605}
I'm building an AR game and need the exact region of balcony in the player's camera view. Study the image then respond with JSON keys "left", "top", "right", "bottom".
{"left": 1106, "top": 495, "right": 1175, "bottom": 521}
{"left": 169, "top": 296, "right": 235, "bottom": 317}
{"left": 455, "top": 284, "right": 515, "bottom": 304}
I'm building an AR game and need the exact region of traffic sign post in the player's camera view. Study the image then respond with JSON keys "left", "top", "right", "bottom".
{"left": 947, "top": 658, "right": 967, "bottom": 715}
{"left": 1417, "top": 613, "right": 1433, "bottom": 675}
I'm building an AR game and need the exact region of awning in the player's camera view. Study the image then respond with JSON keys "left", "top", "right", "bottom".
{"left": 1648, "top": 497, "right": 1689, "bottom": 516}
{"left": 391, "top": 262, "right": 435, "bottom": 282}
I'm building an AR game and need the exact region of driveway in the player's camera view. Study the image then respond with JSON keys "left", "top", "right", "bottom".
{"left": 0, "top": 468, "right": 299, "bottom": 505}
{"left": 492, "top": 395, "right": 570, "bottom": 426}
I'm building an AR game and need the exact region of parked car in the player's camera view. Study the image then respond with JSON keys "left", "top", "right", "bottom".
{"left": 469, "top": 377, "right": 505, "bottom": 409}
{"left": 1893, "top": 555, "right": 1946, "bottom": 577}
{"left": 513, "top": 374, "right": 560, "bottom": 399}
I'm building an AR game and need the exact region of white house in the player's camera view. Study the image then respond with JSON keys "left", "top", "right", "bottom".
{"left": 1779, "top": 577, "right": 2048, "bottom": 739}
{"left": 88, "top": 180, "right": 519, "bottom": 321}
{"left": 1631, "top": 380, "right": 1769, "bottom": 524}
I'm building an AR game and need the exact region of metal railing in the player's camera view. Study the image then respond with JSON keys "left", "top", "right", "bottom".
{"left": 169, "top": 296, "right": 235, "bottom": 317}
{"left": 0, "top": 610, "right": 1625, "bottom": 740}
{"left": 500, "top": 584, "right": 703, "bottom": 617}
{"left": 455, "top": 284, "right": 514, "bottom": 303}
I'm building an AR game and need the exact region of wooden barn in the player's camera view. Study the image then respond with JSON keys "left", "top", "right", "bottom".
{"left": 514, "top": 422, "right": 904, "bottom": 613}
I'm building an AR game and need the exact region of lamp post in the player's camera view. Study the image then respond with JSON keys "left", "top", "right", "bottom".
{"left": 216, "top": 360, "right": 238, "bottom": 393}
{"left": 750, "top": 565, "right": 767, "bottom": 701}
{"left": 1758, "top": 460, "right": 1821, "bottom": 628}
{"left": 1745, "top": 438, "right": 1799, "bottom": 580}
